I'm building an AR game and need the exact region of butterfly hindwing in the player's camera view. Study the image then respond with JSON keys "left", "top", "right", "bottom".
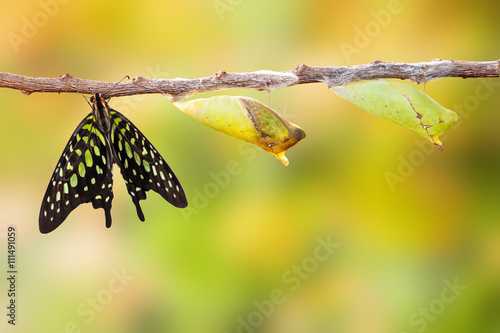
{"left": 110, "top": 109, "right": 187, "bottom": 221}
{"left": 39, "top": 113, "right": 113, "bottom": 233}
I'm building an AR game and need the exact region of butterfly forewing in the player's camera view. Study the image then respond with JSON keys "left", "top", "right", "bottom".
{"left": 110, "top": 109, "right": 187, "bottom": 221}
{"left": 39, "top": 113, "right": 113, "bottom": 233}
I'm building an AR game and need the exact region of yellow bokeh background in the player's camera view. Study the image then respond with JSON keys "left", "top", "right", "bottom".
{"left": 1, "top": 1, "right": 500, "bottom": 332}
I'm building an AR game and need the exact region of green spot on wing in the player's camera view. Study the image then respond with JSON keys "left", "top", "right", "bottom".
{"left": 94, "top": 129, "right": 106, "bottom": 145}
{"left": 143, "top": 160, "right": 150, "bottom": 172}
{"left": 70, "top": 173, "right": 78, "bottom": 187}
{"left": 85, "top": 150, "right": 93, "bottom": 167}
{"left": 133, "top": 151, "right": 141, "bottom": 165}
{"left": 78, "top": 162, "right": 86, "bottom": 177}
{"left": 125, "top": 142, "right": 133, "bottom": 158}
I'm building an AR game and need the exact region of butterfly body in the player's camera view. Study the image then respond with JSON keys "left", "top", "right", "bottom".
{"left": 39, "top": 93, "right": 187, "bottom": 233}
{"left": 92, "top": 93, "right": 113, "bottom": 135}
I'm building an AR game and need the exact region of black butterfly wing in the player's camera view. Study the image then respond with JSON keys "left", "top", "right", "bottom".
{"left": 109, "top": 109, "right": 187, "bottom": 221}
{"left": 39, "top": 113, "right": 114, "bottom": 233}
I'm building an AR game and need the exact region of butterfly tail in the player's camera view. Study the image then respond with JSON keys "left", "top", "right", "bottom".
{"left": 90, "top": 170, "right": 115, "bottom": 228}
{"left": 122, "top": 178, "right": 147, "bottom": 221}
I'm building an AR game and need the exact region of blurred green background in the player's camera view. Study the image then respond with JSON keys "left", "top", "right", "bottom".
{"left": 1, "top": 0, "right": 500, "bottom": 332}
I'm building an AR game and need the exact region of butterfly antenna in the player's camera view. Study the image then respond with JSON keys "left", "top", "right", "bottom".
{"left": 105, "top": 76, "right": 130, "bottom": 102}
{"left": 79, "top": 81, "right": 94, "bottom": 107}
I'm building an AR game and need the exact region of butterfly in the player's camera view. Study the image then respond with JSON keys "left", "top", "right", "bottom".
{"left": 39, "top": 92, "right": 187, "bottom": 233}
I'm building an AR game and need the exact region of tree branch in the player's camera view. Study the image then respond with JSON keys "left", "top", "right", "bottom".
{"left": 1, "top": 59, "right": 498, "bottom": 102}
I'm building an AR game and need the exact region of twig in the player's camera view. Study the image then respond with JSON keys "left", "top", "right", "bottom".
{"left": 0, "top": 59, "right": 498, "bottom": 102}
